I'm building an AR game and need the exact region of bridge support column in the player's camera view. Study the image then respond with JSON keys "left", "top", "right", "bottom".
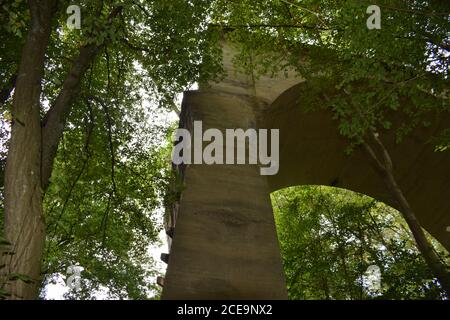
{"left": 161, "top": 90, "right": 287, "bottom": 299}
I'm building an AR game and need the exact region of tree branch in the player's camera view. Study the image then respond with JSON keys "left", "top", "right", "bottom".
{"left": 208, "top": 23, "right": 333, "bottom": 32}
{"left": 40, "top": 5, "right": 123, "bottom": 190}
{"left": 361, "top": 130, "right": 450, "bottom": 295}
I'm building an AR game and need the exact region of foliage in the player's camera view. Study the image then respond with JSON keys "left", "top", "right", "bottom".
{"left": 41, "top": 96, "right": 175, "bottom": 299}
{"left": 211, "top": 0, "right": 450, "bottom": 146}
{"left": 272, "top": 186, "right": 449, "bottom": 300}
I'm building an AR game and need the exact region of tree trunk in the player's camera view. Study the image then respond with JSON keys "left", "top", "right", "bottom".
{"left": 362, "top": 131, "right": 450, "bottom": 297}
{"left": 0, "top": 2, "right": 123, "bottom": 299}
{"left": 0, "top": 0, "right": 54, "bottom": 300}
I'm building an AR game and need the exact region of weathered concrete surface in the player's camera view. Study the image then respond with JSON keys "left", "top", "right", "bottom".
{"left": 162, "top": 41, "right": 450, "bottom": 299}
{"left": 162, "top": 91, "right": 287, "bottom": 299}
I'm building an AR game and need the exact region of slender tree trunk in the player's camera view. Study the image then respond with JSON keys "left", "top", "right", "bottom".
{"left": 40, "top": 5, "right": 123, "bottom": 189}
{"left": 362, "top": 131, "right": 450, "bottom": 297}
{"left": 0, "top": 0, "right": 54, "bottom": 300}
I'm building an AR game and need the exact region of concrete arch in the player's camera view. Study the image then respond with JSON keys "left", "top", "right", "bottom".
{"left": 265, "top": 81, "right": 450, "bottom": 250}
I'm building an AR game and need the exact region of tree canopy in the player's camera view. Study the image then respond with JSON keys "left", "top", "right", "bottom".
{"left": 0, "top": 0, "right": 449, "bottom": 300}
{"left": 273, "top": 186, "right": 448, "bottom": 299}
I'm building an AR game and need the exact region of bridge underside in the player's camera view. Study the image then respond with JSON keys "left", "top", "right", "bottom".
{"left": 161, "top": 44, "right": 450, "bottom": 299}
{"left": 266, "top": 83, "right": 450, "bottom": 250}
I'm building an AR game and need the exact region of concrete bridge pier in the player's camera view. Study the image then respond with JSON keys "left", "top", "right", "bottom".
{"left": 161, "top": 90, "right": 287, "bottom": 299}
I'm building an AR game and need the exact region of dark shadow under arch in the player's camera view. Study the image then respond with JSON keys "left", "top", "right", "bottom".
{"left": 264, "top": 82, "right": 450, "bottom": 250}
